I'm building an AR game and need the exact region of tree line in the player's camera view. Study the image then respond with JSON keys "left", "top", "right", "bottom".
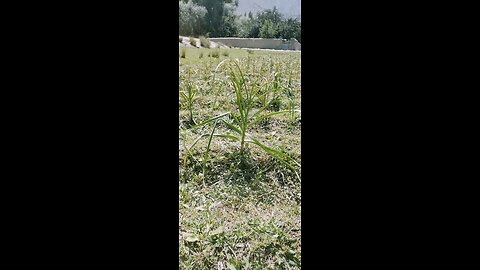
{"left": 179, "top": 0, "right": 301, "bottom": 43}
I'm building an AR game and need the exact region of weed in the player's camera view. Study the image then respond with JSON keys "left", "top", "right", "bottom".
{"left": 189, "top": 59, "right": 300, "bottom": 174}
{"left": 189, "top": 37, "right": 196, "bottom": 47}
{"left": 199, "top": 36, "right": 210, "bottom": 48}
{"left": 211, "top": 49, "right": 220, "bottom": 58}
{"left": 179, "top": 67, "right": 197, "bottom": 125}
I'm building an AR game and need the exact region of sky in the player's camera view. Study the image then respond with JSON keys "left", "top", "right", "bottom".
{"left": 235, "top": 0, "right": 301, "bottom": 19}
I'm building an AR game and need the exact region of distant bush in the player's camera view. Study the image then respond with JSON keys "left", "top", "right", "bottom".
{"left": 247, "top": 49, "right": 254, "bottom": 54}
{"left": 189, "top": 37, "right": 196, "bottom": 47}
{"left": 199, "top": 52, "right": 203, "bottom": 58}
{"left": 222, "top": 50, "right": 229, "bottom": 57}
{"left": 179, "top": 36, "right": 183, "bottom": 43}
{"left": 199, "top": 36, "right": 210, "bottom": 48}
{"left": 180, "top": 48, "right": 186, "bottom": 58}
{"left": 211, "top": 49, "right": 220, "bottom": 58}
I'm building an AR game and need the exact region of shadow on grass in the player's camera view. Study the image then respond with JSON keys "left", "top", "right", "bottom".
{"left": 181, "top": 147, "right": 300, "bottom": 203}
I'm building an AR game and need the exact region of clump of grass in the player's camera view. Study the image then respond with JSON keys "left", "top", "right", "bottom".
{"left": 211, "top": 49, "right": 220, "bottom": 58}
{"left": 189, "top": 37, "right": 196, "bottom": 47}
{"left": 179, "top": 68, "right": 197, "bottom": 126}
{"left": 269, "top": 70, "right": 283, "bottom": 111}
{"left": 222, "top": 50, "right": 230, "bottom": 57}
{"left": 284, "top": 73, "right": 301, "bottom": 124}
{"left": 247, "top": 49, "right": 254, "bottom": 54}
{"left": 180, "top": 48, "right": 186, "bottom": 58}
{"left": 199, "top": 36, "right": 210, "bottom": 48}
{"left": 199, "top": 51, "right": 203, "bottom": 58}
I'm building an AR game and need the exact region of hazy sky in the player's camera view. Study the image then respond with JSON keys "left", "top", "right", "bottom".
{"left": 236, "top": 0, "right": 301, "bottom": 18}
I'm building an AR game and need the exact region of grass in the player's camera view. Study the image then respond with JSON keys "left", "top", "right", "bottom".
{"left": 189, "top": 59, "right": 300, "bottom": 174}
{"left": 179, "top": 47, "right": 301, "bottom": 269}
{"left": 190, "top": 37, "right": 196, "bottom": 47}
{"left": 179, "top": 67, "right": 198, "bottom": 126}
{"left": 179, "top": 47, "right": 299, "bottom": 66}
{"left": 179, "top": 179, "right": 300, "bottom": 269}
{"left": 199, "top": 36, "right": 210, "bottom": 48}
{"left": 211, "top": 49, "right": 220, "bottom": 58}
{"left": 180, "top": 47, "right": 186, "bottom": 58}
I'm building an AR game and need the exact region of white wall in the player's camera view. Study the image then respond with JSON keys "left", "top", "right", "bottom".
{"left": 209, "top": 38, "right": 301, "bottom": 51}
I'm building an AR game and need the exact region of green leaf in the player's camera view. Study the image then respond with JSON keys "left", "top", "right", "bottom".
{"left": 205, "top": 120, "right": 218, "bottom": 157}
{"left": 248, "top": 138, "right": 301, "bottom": 169}
{"left": 190, "top": 112, "right": 231, "bottom": 129}
{"left": 212, "top": 134, "right": 240, "bottom": 142}
{"left": 222, "top": 119, "right": 242, "bottom": 135}
{"left": 248, "top": 110, "right": 291, "bottom": 128}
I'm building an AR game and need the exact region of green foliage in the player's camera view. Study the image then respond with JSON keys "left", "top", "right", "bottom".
{"left": 179, "top": 49, "right": 301, "bottom": 268}
{"left": 185, "top": 0, "right": 239, "bottom": 37}
{"left": 259, "top": 19, "right": 277, "bottom": 38}
{"left": 179, "top": 0, "right": 207, "bottom": 36}
{"left": 189, "top": 59, "right": 300, "bottom": 172}
{"left": 257, "top": 6, "right": 283, "bottom": 26}
{"left": 238, "top": 17, "right": 260, "bottom": 38}
{"left": 278, "top": 18, "right": 302, "bottom": 43}
{"left": 189, "top": 37, "right": 196, "bottom": 46}
{"left": 180, "top": 47, "right": 186, "bottom": 58}
{"left": 199, "top": 36, "right": 210, "bottom": 48}
{"left": 210, "top": 49, "right": 219, "bottom": 58}
{"left": 179, "top": 67, "right": 198, "bottom": 125}
{"left": 179, "top": 1, "right": 301, "bottom": 42}
{"left": 236, "top": 7, "right": 301, "bottom": 42}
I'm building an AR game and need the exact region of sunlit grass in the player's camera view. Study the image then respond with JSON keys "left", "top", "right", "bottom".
{"left": 179, "top": 48, "right": 301, "bottom": 269}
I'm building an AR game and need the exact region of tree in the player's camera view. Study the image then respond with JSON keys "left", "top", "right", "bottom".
{"left": 221, "top": 2, "right": 238, "bottom": 36}
{"left": 257, "top": 6, "right": 283, "bottom": 26}
{"left": 179, "top": 0, "right": 207, "bottom": 36}
{"left": 278, "top": 18, "right": 301, "bottom": 42}
{"left": 178, "top": 1, "right": 301, "bottom": 41}
{"left": 237, "top": 15, "right": 259, "bottom": 38}
{"left": 259, "top": 19, "right": 277, "bottom": 38}
{"left": 189, "top": 0, "right": 239, "bottom": 37}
